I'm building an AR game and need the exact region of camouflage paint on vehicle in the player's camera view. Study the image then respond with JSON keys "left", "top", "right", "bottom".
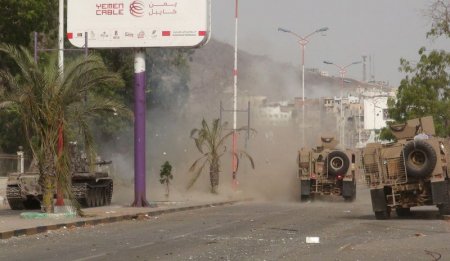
{"left": 362, "top": 116, "right": 450, "bottom": 219}
{"left": 297, "top": 136, "right": 358, "bottom": 202}
{"left": 6, "top": 142, "right": 113, "bottom": 210}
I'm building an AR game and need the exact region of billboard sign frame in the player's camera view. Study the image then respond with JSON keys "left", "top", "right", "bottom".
{"left": 67, "top": 0, "right": 211, "bottom": 48}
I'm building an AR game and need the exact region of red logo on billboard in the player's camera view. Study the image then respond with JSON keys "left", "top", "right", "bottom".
{"left": 162, "top": 31, "right": 171, "bottom": 36}
{"left": 130, "top": 0, "right": 145, "bottom": 17}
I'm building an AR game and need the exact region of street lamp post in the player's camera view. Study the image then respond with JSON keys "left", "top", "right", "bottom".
{"left": 323, "top": 60, "right": 361, "bottom": 148}
{"left": 278, "top": 26, "right": 328, "bottom": 146}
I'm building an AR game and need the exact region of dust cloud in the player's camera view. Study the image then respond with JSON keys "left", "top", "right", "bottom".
{"left": 106, "top": 107, "right": 336, "bottom": 205}
{"left": 101, "top": 43, "right": 344, "bottom": 206}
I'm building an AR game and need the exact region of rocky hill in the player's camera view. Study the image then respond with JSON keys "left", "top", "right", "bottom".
{"left": 188, "top": 38, "right": 372, "bottom": 108}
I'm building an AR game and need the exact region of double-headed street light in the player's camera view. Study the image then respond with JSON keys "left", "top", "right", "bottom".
{"left": 278, "top": 26, "right": 329, "bottom": 146}
{"left": 323, "top": 60, "right": 361, "bottom": 148}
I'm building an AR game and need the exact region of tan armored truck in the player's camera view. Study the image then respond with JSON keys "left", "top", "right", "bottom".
{"left": 362, "top": 116, "right": 450, "bottom": 219}
{"left": 297, "top": 136, "right": 357, "bottom": 201}
{"left": 6, "top": 142, "right": 113, "bottom": 210}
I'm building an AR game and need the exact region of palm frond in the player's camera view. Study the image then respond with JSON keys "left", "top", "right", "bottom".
{"left": 186, "top": 159, "right": 208, "bottom": 190}
{"left": 238, "top": 150, "right": 256, "bottom": 169}
{"left": 190, "top": 128, "right": 199, "bottom": 138}
{"left": 194, "top": 138, "right": 204, "bottom": 154}
{"left": 0, "top": 44, "right": 36, "bottom": 82}
{"left": 0, "top": 101, "right": 14, "bottom": 109}
{"left": 189, "top": 154, "right": 208, "bottom": 172}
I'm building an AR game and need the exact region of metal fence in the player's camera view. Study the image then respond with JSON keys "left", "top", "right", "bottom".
{"left": 361, "top": 143, "right": 407, "bottom": 187}
{"left": 0, "top": 154, "right": 20, "bottom": 177}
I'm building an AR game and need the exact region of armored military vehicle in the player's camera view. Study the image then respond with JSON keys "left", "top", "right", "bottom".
{"left": 6, "top": 142, "right": 113, "bottom": 210}
{"left": 297, "top": 136, "right": 357, "bottom": 201}
{"left": 362, "top": 116, "right": 450, "bottom": 219}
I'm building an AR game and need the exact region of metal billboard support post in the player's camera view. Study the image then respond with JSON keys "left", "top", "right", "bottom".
{"left": 132, "top": 49, "right": 151, "bottom": 207}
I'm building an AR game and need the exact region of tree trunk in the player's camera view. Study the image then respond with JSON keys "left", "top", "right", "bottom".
{"left": 165, "top": 183, "right": 170, "bottom": 198}
{"left": 40, "top": 174, "right": 55, "bottom": 213}
{"left": 38, "top": 149, "right": 57, "bottom": 213}
{"left": 210, "top": 162, "right": 219, "bottom": 194}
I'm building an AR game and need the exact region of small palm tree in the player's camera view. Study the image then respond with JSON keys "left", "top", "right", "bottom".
{"left": 189, "top": 118, "right": 255, "bottom": 194}
{"left": 159, "top": 161, "right": 173, "bottom": 198}
{"left": 0, "top": 44, "right": 131, "bottom": 213}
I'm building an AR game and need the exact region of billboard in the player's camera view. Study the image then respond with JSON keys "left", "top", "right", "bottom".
{"left": 67, "top": 0, "right": 211, "bottom": 48}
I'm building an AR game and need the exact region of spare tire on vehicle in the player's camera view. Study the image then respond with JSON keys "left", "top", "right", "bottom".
{"left": 326, "top": 150, "right": 350, "bottom": 176}
{"left": 402, "top": 139, "right": 437, "bottom": 178}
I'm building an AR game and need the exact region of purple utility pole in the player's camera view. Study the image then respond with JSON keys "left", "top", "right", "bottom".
{"left": 132, "top": 50, "right": 151, "bottom": 207}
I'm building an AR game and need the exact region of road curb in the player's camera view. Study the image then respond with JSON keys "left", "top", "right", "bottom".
{"left": 0, "top": 200, "right": 243, "bottom": 240}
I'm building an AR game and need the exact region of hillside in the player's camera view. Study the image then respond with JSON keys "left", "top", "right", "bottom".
{"left": 188, "top": 38, "right": 371, "bottom": 107}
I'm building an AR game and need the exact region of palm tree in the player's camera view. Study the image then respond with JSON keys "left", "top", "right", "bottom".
{"left": 159, "top": 161, "right": 173, "bottom": 198}
{"left": 189, "top": 118, "right": 255, "bottom": 194}
{"left": 0, "top": 44, "right": 131, "bottom": 213}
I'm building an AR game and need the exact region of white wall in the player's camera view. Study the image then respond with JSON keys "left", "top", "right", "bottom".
{"left": 364, "top": 96, "right": 388, "bottom": 130}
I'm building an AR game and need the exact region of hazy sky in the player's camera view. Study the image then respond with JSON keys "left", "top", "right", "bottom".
{"left": 211, "top": 0, "right": 448, "bottom": 87}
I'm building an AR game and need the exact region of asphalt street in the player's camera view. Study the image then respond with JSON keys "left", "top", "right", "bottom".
{"left": 1, "top": 186, "right": 449, "bottom": 261}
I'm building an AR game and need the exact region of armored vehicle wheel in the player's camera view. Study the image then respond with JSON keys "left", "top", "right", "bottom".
{"left": 438, "top": 181, "right": 450, "bottom": 215}
{"left": 395, "top": 207, "right": 412, "bottom": 217}
{"left": 326, "top": 151, "right": 350, "bottom": 176}
{"left": 301, "top": 195, "right": 310, "bottom": 202}
{"left": 7, "top": 198, "right": 25, "bottom": 210}
{"left": 23, "top": 199, "right": 41, "bottom": 209}
{"left": 375, "top": 208, "right": 391, "bottom": 220}
{"left": 87, "top": 188, "right": 95, "bottom": 207}
{"left": 403, "top": 140, "right": 437, "bottom": 178}
{"left": 106, "top": 182, "right": 113, "bottom": 205}
{"left": 344, "top": 191, "right": 356, "bottom": 202}
{"left": 344, "top": 196, "right": 354, "bottom": 202}
{"left": 343, "top": 180, "right": 356, "bottom": 202}
{"left": 6, "top": 186, "right": 25, "bottom": 210}
{"left": 96, "top": 188, "right": 105, "bottom": 206}
{"left": 438, "top": 204, "right": 450, "bottom": 215}
{"left": 99, "top": 188, "right": 106, "bottom": 206}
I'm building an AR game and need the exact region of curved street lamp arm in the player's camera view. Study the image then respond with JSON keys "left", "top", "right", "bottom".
{"left": 279, "top": 27, "right": 329, "bottom": 42}
{"left": 343, "top": 61, "right": 362, "bottom": 69}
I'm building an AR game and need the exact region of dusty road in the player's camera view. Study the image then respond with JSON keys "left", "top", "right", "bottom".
{"left": 0, "top": 187, "right": 449, "bottom": 261}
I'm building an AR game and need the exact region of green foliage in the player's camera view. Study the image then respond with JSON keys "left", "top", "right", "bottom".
{"left": 0, "top": 1, "right": 58, "bottom": 153}
{"left": 0, "top": 44, "right": 131, "bottom": 212}
{"left": 146, "top": 48, "right": 193, "bottom": 110}
{"left": 0, "top": 0, "right": 57, "bottom": 46}
{"left": 188, "top": 119, "right": 255, "bottom": 193}
{"left": 378, "top": 126, "right": 396, "bottom": 142}
{"left": 388, "top": 47, "right": 450, "bottom": 137}
{"left": 0, "top": 0, "right": 195, "bottom": 153}
{"left": 0, "top": 1, "right": 58, "bottom": 74}
{"left": 159, "top": 161, "right": 173, "bottom": 198}
{"left": 0, "top": 109, "right": 28, "bottom": 153}
{"left": 159, "top": 161, "right": 173, "bottom": 184}
{"left": 89, "top": 48, "right": 194, "bottom": 150}
{"left": 427, "top": 0, "right": 450, "bottom": 38}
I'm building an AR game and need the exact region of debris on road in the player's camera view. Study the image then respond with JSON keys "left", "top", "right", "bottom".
{"left": 306, "top": 236, "right": 320, "bottom": 244}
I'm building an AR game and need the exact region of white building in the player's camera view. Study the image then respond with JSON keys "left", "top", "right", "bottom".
{"left": 363, "top": 96, "right": 389, "bottom": 130}
{"left": 258, "top": 103, "right": 292, "bottom": 123}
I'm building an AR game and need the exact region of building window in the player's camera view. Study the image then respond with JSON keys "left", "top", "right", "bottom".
{"left": 383, "top": 109, "right": 389, "bottom": 120}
